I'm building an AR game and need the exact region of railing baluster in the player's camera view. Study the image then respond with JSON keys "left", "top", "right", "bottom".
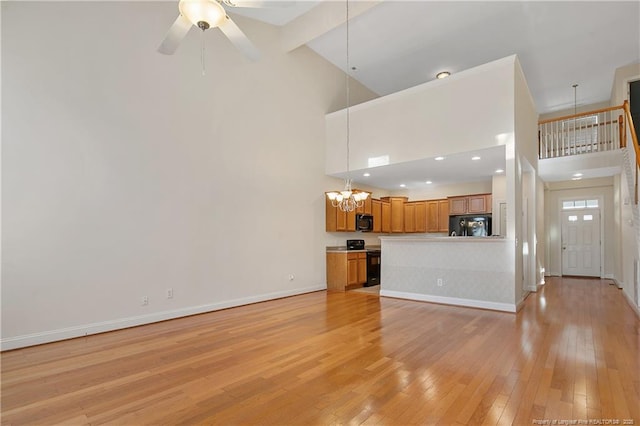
{"left": 620, "top": 114, "right": 626, "bottom": 149}
{"left": 538, "top": 104, "right": 628, "bottom": 159}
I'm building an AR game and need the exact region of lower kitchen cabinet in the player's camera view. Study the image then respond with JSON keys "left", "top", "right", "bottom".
{"left": 326, "top": 252, "right": 367, "bottom": 291}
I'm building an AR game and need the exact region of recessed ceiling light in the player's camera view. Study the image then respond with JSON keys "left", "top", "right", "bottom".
{"left": 425, "top": 180, "right": 433, "bottom": 184}
{"left": 436, "top": 71, "right": 450, "bottom": 79}
{"left": 495, "top": 169, "right": 504, "bottom": 173}
{"left": 471, "top": 156, "right": 481, "bottom": 161}
{"left": 573, "top": 173, "right": 583, "bottom": 177}
{"left": 572, "top": 177, "right": 582, "bottom": 181}
{"left": 435, "top": 156, "right": 445, "bottom": 161}
{"left": 400, "top": 184, "right": 406, "bottom": 188}
{"left": 363, "top": 172, "right": 370, "bottom": 177}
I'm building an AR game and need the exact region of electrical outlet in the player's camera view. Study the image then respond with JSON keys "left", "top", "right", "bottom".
{"left": 437, "top": 278, "right": 443, "bottom": 287}
{"left": 166, "top": 288, "right": 173, "bottom": 299}
{"left": 141, "top": 296, "right": 149, "bottom": 306}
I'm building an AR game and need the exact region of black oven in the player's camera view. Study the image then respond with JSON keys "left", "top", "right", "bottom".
{"left": 366, "top": 250, "right": 381, "bottom": 287}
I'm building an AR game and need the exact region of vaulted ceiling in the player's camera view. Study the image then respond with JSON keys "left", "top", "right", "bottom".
{"left": 226, "top": 1, "right": 640, "bottom": 188}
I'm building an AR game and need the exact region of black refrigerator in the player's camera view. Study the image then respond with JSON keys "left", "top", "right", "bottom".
{"left": 449, "top": 215, "right": 492, "bottom": 236}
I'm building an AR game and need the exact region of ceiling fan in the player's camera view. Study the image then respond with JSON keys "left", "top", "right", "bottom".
{"left": 158, "top": 0, "right": 274, "bottom": 61}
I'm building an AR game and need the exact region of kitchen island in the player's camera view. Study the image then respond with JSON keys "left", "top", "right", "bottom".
{"left": 379, "top": 236, "right": 517, "bottom": 312}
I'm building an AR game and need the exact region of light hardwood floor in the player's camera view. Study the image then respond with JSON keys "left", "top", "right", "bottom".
{"left": 2, "top": 277, "right": 639, "bottom": 425}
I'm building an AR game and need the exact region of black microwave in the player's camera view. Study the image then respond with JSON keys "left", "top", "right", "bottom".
{"left": 356, "top": 214, "right": 374, "bottom": 232}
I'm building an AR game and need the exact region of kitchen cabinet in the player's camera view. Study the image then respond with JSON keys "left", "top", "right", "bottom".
{"left": 404, "top": 203, "right": 416, "bottom": 233}
{"left": 325, "top": 191, "right": 371, "bottom": 232}
{"left": 448, "top": 193, "right": 492, "bottom": 215}
{"left": 403, "top": 201, "right": 427, "bottom": 233}
{"left": 372, "top": 199, "right": 382, "bottom": 233}
{"left": 449, "top": 197, "right": 467, "bottom": 215}
{"left": 381, "top": 200, "right": 391, "bottom": 233}
{"left": 415, "top": 201, "right": 427, "bottom": 232}
{"left": 438, "top": 200, "right": 449, "bottom": 232}
{"left": 427, "top": 199, "right": 449, "bottom": 233}
{"left": 468, "top": 194, "right": 491, "bottom": 214}
{"left": 327, "top": 251, "right": 367, "bottom": 291}
{"left": 381, "top": 197, "right": 408, "bottom": 233}
{"left": 357, "top": 196, "right": 372, "bottom": 215}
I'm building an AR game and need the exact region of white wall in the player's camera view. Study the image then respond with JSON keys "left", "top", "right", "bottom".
{"left": 610, "top": 62, "right": 639, "bottom": 308}
{"left": 326, "top": 56, "right": 517, "bottom": 174}
{"left": 1, "top": 1, "right": 379, "bottom": 349}
{"left": 405, "top": 180, "right": 492, "bottom": 201}
{"left": 513, "top": 56, "right": 540, "bottom": 301}
{"left": 610, "top": 62, "right": 640, "bottom": 106}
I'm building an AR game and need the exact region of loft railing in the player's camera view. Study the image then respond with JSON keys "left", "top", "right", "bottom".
{"left": 538, "top": 104, "right": 626, "bottom": 159}
{"left": 538, "top": 101, "right": 639, "bottom": 204}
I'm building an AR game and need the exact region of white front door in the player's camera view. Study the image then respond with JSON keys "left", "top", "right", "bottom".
{"left": 561, "top": 209, "right": 601, "bottom": 277}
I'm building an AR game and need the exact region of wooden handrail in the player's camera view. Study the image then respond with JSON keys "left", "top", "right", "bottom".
{"left": 541, "top": 119, "right": 620, "bottom": 131}
{"left": 622, "top": 100, "right": 640, "bottom": 204}
{"left": 622, "top": 100, "right": 639, "bottom": 157}
{"left": 538, "top": 104, "right": 624, "bottom": 125}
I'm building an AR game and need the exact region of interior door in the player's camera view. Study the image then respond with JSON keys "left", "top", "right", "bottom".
{"left": 561, "top": 209, "right": 601, "bottom": 277}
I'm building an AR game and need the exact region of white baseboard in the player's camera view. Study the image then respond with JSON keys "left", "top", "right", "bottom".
{"left": 621, "top": 286, "right": 640, "bottom": 319}
{"left": 1, "top": 285, "right": 326, "bottom": 351}
{"left": 379, "top": 290, "right": 517, "bottom": 313}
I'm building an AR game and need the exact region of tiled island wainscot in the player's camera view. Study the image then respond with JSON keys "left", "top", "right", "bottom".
{"left": 379, "top": 236, "right": 517, "bottom": 312}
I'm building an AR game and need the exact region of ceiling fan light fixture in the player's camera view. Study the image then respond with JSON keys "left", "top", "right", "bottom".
{"left": 179, "top": 0, "right": 226, "bottom": 30}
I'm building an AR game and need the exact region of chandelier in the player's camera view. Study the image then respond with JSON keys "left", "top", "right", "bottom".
{"left": 325, "top": 0, "right": 369, "bottom": 212}
{"left": 327, "top": 179, "right": 369, "bottom": 212}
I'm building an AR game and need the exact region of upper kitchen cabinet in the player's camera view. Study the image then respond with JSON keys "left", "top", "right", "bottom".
{"left": 371, "top": 199, "right": 382, "bottom": 233}
{"left": 404, "top": 201, "right": 427, "bottom": 233}
{"left": 468, "top": 194, "right": 492, "bottom": 214}
{"left": 427, "top": 199, "right": 449, "bottom": 233}
{"left": 381, "top": 196, "right": 408, "bottom": 233}
{"left": 381, "top": 200, "right": 391, "bottom": 233}
{"left": 449, "top": 197, "right": 467, "bottom": 215}
{"left": 448, "top": 194, "right": 492, "bottom": 215}
{"left": 372, "top": 198, "right": 392, "bottom": 233}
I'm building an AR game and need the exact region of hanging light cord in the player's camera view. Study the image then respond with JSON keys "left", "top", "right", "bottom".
{"left": 324, "top": 0, "right": 369, "bottom": 212}
{"left": 201, "top": 29, "right": 206, "bottom": 76}
{"left": 345, "top": 0, "right": 351, "bottom": 183}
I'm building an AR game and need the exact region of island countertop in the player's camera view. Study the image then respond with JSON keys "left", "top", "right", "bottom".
{"left": 379, "top": 236, "right": 508, "bottom": 243}
{"left": 326, "top": 245, "right": 381, "bottom": 253}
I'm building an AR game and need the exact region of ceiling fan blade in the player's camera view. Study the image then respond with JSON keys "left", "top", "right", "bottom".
{"left": 158, "top": 15, "right": 192, "bottom": 55}
{"left": 218, "top": 16, "right": 261, "bottom": 61}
